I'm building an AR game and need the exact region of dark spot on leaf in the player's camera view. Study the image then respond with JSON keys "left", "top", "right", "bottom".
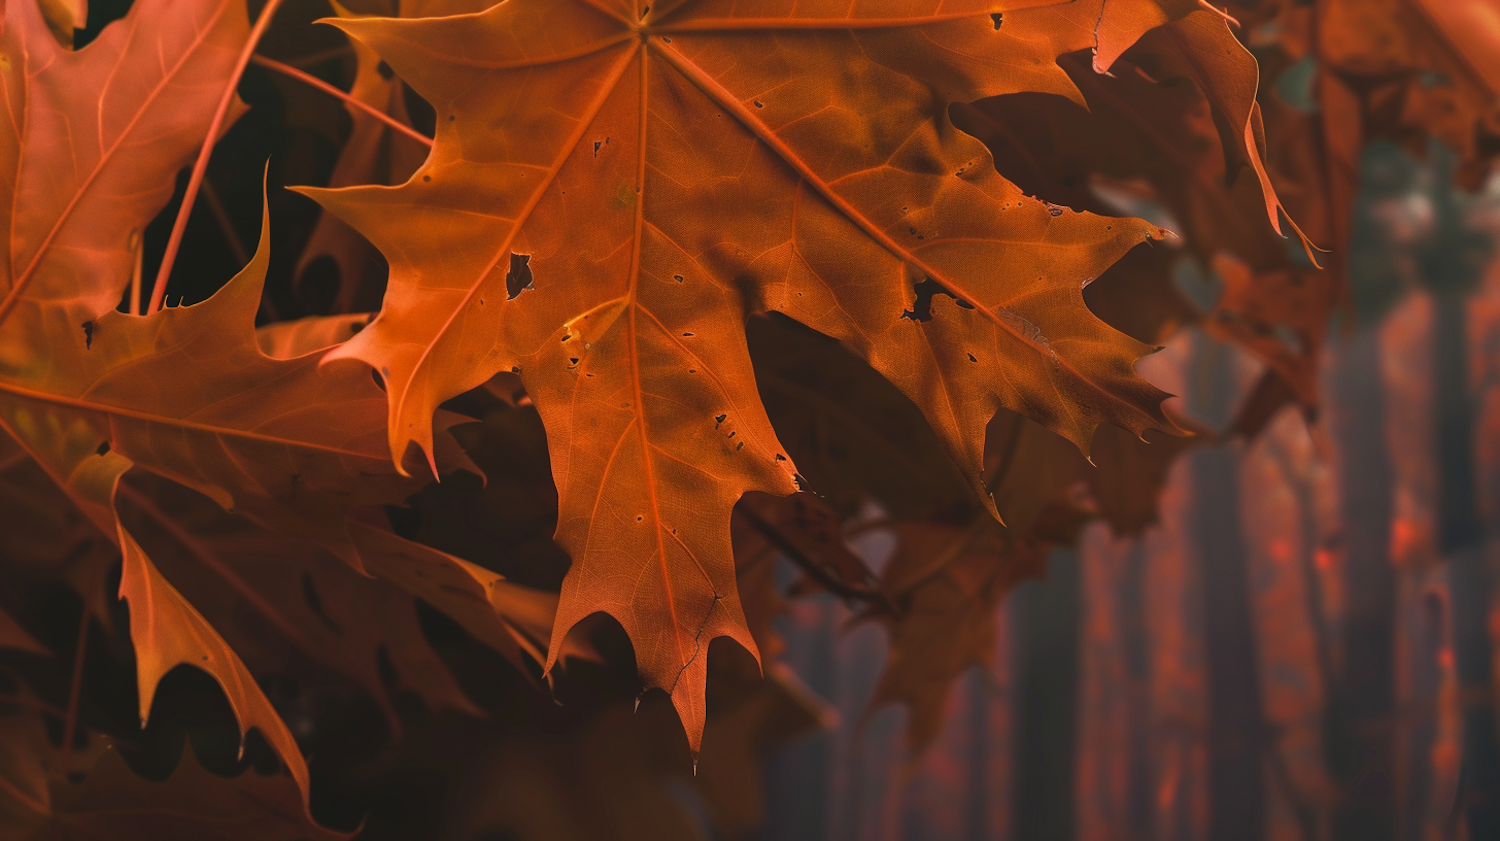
{"left": 754, "top": 100, "right": 764, "bottom": 108}
{"left": 637, "top": 515, "right": 644, "bottom": 522}
{"left": 736, "top": 442, "right": 744, "bottom": 450}
{"left": 728, "top": 431, "right": 736, "bottom": 439}
{"left": 991, "top": 13, "right": 1003, "bottom": 30}
{"left": 715, "top": 413, "right": 727, "bottom": 427}
{"left": 594, "top": 141, "right": 602, "bottom": 156}
{"left": 423, "top": 175, "right": 431, "bottom": 182}
{"left": 901, "top": 277, "right": 970, "bottom": 321}
{"left": 448, "top": 114, "right": 456, "bottom": 121}
{"left": 506, "top": 252, "right": 533, "bottom": 299}
{"left": 569, "top": 357, "right": 579, "bottom": 364}
{"left": 511, "top": 366, "right": 520, "bottom": 373}
{"left": 673, "top": 274, "right": 684, "bottom": 282}
{"left": 81, "top": 321, "right": 94, "bottom": 349}
{"left": 775, "top": 453, "right": 786, "bottom": 462}
{"left": 967, "top": 352, "right": 978, "bottom": 363}
{"left": 682, "top": 332, "right": 694, "bottom": 337}
{"left": 95, "top": 441, "right": 110, "bottom": 456}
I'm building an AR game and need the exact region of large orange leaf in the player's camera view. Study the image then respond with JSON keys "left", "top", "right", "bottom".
{"left": 305, "top": 0, "right": 1179, "bottom": 748}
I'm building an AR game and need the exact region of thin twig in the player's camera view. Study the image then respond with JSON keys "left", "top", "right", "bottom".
{"left": 250, "top": 54, "right": 434, "bottom": 149}
{"left": 129, "top": 239, "right": 143, "bottom": 315}
{"left": 147, "top": 0, "right": 291, "bottom": 315}
{"left": 282, "top": 45, "right": 354, "bottom": 69}
{"left": 735, "top": 506, "right": 895, "bottom": 615}
{"left": 200, "top": 179, "right": 250, "bottom": 266}
{"left": 0, "top": 692, "right": 69, "bottom": 720}
{"left": 58, "top": 608, "right": 90, "bottom": 775}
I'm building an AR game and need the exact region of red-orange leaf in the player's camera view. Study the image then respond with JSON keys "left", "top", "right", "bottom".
{"left": 306, "top": 0, "right": 1177, "bottom": 749}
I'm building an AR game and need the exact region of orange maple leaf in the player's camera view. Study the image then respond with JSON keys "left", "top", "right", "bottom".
{"left": 305, "top": 0, "right": 1179, "bottom": 749}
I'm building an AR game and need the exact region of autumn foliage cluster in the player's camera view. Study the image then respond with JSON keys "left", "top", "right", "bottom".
{"left": 0, "top": 0, "right": 1496, "bottom": 838}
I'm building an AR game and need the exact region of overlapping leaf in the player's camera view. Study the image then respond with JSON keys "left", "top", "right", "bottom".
{"left": 305, "top": 0, "right": 1183, "bottom": 747}
{"left": 0, "top": 707, "right": 339, "bottom": 841}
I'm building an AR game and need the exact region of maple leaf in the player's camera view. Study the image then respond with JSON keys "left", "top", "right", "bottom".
{"left": 0, "top": 707, "right": 340, "bottom": 841}
{"left": 1203, "top": 253, "right": 1334, "bottom": 426}
{"left": 293, "top": 4, "right": 430, "bottom": 313}
{"left": 305, "top": 0, "right": 1183, "bottom": 747}
{"left": 255, "top": 313, "right": 373, "bottom": 359}
{"left": 348, "top": 518, "right": 565, "bottom": 675}
{"left": 870, "top": 521, "right": 1049, "bottom": 753}
{"left": 117, "top": 474, "right": 484, "bottom": 723}
{"left": 962, "top": 5, "right": 1330, "bottom": 432}
{"left": 693, "top": 666, "right": 834, "bottom": 836}
{"left": 1316, "top": 0, "right": 1500, "bottom": 188}
{"left": 735, "top": 491, "right": 878, "bottom": 601}
{"left": 0, "top": 0, "right": 483, "bottom": 804}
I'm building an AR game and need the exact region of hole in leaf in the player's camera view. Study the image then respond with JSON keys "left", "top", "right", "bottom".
{"left": 901, "top": 277, "right": 970, "bottom": 322}
{"left": 506, "top": 253, "right": 533, "bottom": 299}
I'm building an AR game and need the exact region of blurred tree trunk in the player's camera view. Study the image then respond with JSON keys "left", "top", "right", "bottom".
{"left": 1191, "top": 343, "right": 1267, "bottom": 841}
{"left": 1405, "top": 588, "right": 1446, "bottom": 841}
{"left": 965, "top": 669, "right": 990, "bottom": 841}
{"left": 754, "top": 603, "right": 836, "bottom": 841}
{"left": 1432, "top": 287, "right": 1500, "bottom": 835}
{"left": 1327, "top": 325, "right": 1398, "bottom": 841}
{"left": 1121, "top": 540, "right": 1155, "bottom": 841}
{"left": 1011, "top": 548, "right": 1081, "bottom": 841}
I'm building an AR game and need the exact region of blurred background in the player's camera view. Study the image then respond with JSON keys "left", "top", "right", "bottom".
{"left": 748, "top": 144, "right": 1500, "bottom": 841}
{"left": 7, "top": 3, "right": 1500, "bottom": 841}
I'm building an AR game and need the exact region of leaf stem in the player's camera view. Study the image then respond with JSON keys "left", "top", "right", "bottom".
{"left": 250, "top": 55, "right": 435, "bottom": 149}
{"left": 58, "top": 607, "right": 90, "bottom": 775}
{"left": 0, "top": 692, "right": 69, "bottom": 721}
{"left": 129, "top": 239, "right": 143, "bottom": 315}
{"left": 146, "top": 0, "right": 289, "bottom": 315}
{"left": 734, "top": 505, "right": 894, "bottom": 613}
